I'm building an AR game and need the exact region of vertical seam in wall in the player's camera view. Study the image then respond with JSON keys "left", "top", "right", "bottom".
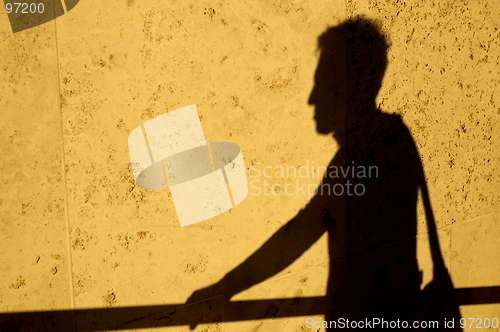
{"left": 54, "top": 3, "right": 76, "bottom": 331}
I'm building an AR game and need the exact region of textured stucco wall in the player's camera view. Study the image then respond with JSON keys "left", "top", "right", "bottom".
{"left": 0, "top": 0, "right": 499, "bottom": 331}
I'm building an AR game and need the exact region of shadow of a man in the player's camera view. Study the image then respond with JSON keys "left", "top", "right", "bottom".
{"left": 188, "top": 17, "right": 461, "bottom": 331}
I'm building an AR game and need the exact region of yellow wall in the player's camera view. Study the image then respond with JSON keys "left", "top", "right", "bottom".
{"left": 0, "top": 0, "right": 499, "bottom": 331}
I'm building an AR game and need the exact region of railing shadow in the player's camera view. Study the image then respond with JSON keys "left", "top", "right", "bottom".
{"left": 1, "top": 286, "right": 499, "bottom": 331}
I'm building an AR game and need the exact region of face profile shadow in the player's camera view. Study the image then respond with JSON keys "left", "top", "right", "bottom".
{"left": 5, "top": 0, "right": 80, "bottom": 33}
{"left": 1, "top": 17, "right": 500, "bottom": 332}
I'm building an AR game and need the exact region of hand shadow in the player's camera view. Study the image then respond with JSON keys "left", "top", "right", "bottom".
{"left": 187, "top": 17, "right": 462, "bottom": 331}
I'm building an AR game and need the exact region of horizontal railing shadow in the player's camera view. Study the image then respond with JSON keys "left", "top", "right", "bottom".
{"left": 1, "top": 286, "right": 499, "bottom": 331}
